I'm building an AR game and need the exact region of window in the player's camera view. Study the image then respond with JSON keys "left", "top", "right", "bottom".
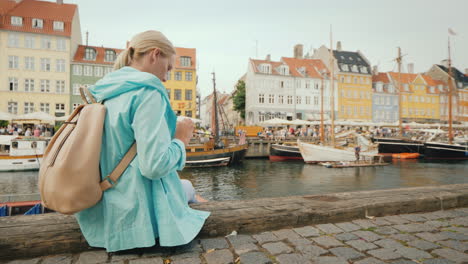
{"left": 166, "top": 71, "right": 171, "bottom": 80}
{"left": 352, "top": 65, "right": 358, "bottom": 72}
{"left": 341, "top": 76, "right": 345, "bottom": 83}
{"left": 105, "top": 50, "right": 116, "bottom": 62}
{"left": 32, "top": 18, "right": 43, "bottom": 29}
{"left": 279, "top": 65, "right": 289, "bottom": 75}
{"left": 73, "top": 65, "right": 82, "bottom": 75}
{"left": 9, "top": 77, "right": 18, "bottom": 91}
{"left": 8, "top": 102, "right": 18, "bottom": 114}
{"left": 11, "top": 16, "right": 22, "bottom": 26}
{"left": 24, "top": 79, "right": 34, "bottom": 92}
{"left": 185, "top": 90, "right": 192, "bottom": 100}
{"left": 174, "top": 89, "right": 182, "bottom": 100}
{"left": 72, "top": 84, "right": 80, "bottom": 95}
{"left": 175, "top": 71, "right": 182, "bottom": 81}
{"left": 56, "top": 39, "right": 66, "bottom": 51}
{"left": 278, "top": 95, "right": 284, "bottom": 104}
{"left": 258, "top": 113, "right": 265, "bottom": 122}
{"left": 421, "top": 96, "right": 425, "bottom": 103}
{"left": 8, "top": 33, "right": 20, "bottom": 48}
{"left": 185, "top": 110, "right": 193, "bottom": 117}
{"left": 185, "top": 72, "right": 193, "bottom": 81}
{"left": 342, "top": 64, "right": 349, "bottom": 71}
{"left": 55, "top": 103, "right": 65, "bottom": 111}
{"left": 404, "top": 84, "right": 409, "bottom": 91}
{"left": 56, "top": 59, "right": 66, "bottom": 72}
{"left": 23, "top": 35, "right": 35, "bottom": 49}
{"left": 287, "top": 95, "right": 292, "bottom": 104}
{"left": 314, "top": 96, "right": 319, "bottom": 105}
{"left": 24, "top": 57, "right": 35, "bottom": 70}
{"left": 84, "top": 48, "right": 96, "bottom": 60}
{"left": 258, "top": 94, "right": 265, "bottom": 103}
{"left": 40, "top": 58, "right": 51, "bottom": 71}
{"left": 73, "top": 103, "right": 80, "bottom": 110}
{"left": 41, "top": 37, "right": 52, "bottom": 49}
{"left": 24, "top": 102, "right": 34, "bottom": 114}
{"left": 305, "top": 96, "right": 311, "bottom": 105}
{"left": 268, "top": 94, "right": 274, "bottom": 104}
{"left": 53, "top": 21, "right": 64, "bottom": 31}
{"left": 40, "top": 103, "right": 50, "bottom": 114}
{"left": 56, "top": 80, "right": 65, "bottom": 94}
{"left": 180, "top": 56, "right": 191, "bottom": 67}
{"left": 94, "top": 67, "right": 103, "bottom": 77}
{"left": 84, "top": 66, "right": 93, "bottom": 76}
{"left": 280, "top": 81, "right": 284, "bottom": 88}
{"left": 105, "top": 67, "right": 113, "bottom": 75}
{"left": 305, "top": 80, "right": 311, "bottom": 89}
{"left": 166, "top": 89, "right": 171, "bottom": 99}
{"left": 361, "top": 66, "right": 368, "bottom": 73}
{"left": 260, "top": 64, "right": 271, "bottom": 74}
{"left": 8, "top": 56, "right": 19, "bottom": 69}
{"left": 40, "top": 80, "right": 50, "bottom": 92}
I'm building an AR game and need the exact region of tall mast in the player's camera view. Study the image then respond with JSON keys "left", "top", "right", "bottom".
{"left": 212, "top": 72, "right": 219, "bottom": 143}
{"left": 329, "top": 27, "right": 335, "bottom": 146}
{"left": 397, "top": 47, "right": 403, "bottom": 137}
{"left": 320, "top": 73, "right": 325, "bottom": 143}
{"left": 447, "top": 37, "right": 453, "bottom": 144}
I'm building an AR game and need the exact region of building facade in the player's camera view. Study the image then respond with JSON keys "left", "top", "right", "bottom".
{"left": 70, "top": 45, "right": 122, "bottom": 111}
{"left": 313, "top": 42, "right": 373, "bottom": 121}
{"left": 371, "top": 72, "right": 399, "bottom": 123}
{"left": 0, "top": 0, "right": 81, "bottom": 117}
{"left": 244, "top": 46, "right": 336, "bottom": 126}
{"left": 165, "top": 47, "right": 197, "bottom": 117}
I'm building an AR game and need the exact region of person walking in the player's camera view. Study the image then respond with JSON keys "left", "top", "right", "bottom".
{"left": 75, "top": 30, "right": 209, "bottom": 253}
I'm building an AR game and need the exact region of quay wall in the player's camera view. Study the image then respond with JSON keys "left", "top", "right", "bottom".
{"left": 0, "top": 184, "right": 467, "bottom": 260}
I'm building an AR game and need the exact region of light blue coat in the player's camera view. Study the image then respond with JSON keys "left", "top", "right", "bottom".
{"left": 75, "top": 66, "right": 210, "bottom": 252}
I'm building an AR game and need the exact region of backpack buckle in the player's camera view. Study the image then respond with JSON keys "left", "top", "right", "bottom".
{"left": 100, "top": 175, "right": 116, "bottom": 191}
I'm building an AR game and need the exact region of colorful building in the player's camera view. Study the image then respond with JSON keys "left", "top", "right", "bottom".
{"left": 0, "top": 0, "right": 81, "bottom": 117}
{"left": 371, "top": 72, "right": 399, "bottom": 123}
{"left": 387, "top": 72, "right": 443, "bottom": 123}
{"left": 313, "top": 42, "right": 373, "bottom": 121}
{"left": 70, "top": 45, "right": 122, "bottom": 111}
{"left": 165, "top": 47, "right": 197, "bottom": 117}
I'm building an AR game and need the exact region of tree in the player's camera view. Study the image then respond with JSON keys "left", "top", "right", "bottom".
{"left": 233, "top": 80, "right": 246, "bottom": 120}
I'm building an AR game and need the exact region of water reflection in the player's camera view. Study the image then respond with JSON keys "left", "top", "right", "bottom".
{"left": 1, "top": 159, "right": 467, "bottom": 201}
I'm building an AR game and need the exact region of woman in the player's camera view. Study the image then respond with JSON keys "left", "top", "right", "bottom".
{"left": 75, "top": 30, "right": 210, "bottom": 252}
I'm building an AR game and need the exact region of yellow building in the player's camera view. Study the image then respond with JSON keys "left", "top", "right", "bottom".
{"left": 388, "top": 72, "right": 442, "bottom": 122}
{"left": 0, "top": 0, "right": 81, "bottom": 117}
{"left": 313, "top": 42, "right": 373, "bottom": 121}
{"left": 165, "top": 47, "right": 197, "bottom": 118}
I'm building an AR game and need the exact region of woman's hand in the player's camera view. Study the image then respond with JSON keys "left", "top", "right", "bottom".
{"left": 175, "top": 118, "right": 194, "bottom": 146}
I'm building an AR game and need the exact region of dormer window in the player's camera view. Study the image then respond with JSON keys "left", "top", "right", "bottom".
{"left": 361, "top": 66, "right": 368, "bottom": 73}
{"left": 53, "top": 21, "right": 64, "bottom": 31}
{"left": 84, "top": 48, "right": 96, "bottom": 60}
{"left": 11, "top": 16, "right": 22, "bottom": 26}
{"left": 438, "top": 84, "right": 443, "bottom": 92}
{"left": 404, "top": 84, "right": 409, "bottom": 91}
{"left": 260, "top": 64, "right": 271, "bottom": 74}
{"left": 105, "top": 50, "right": 116, "bottom": 62}
{"left": 32, "top": 18, "right": 43, "bottom": 29}
{"left": 279, "top": 65, "right": 289, "bottom": 75}
{"left": 352, "top": 65, "right": 358, "bottom": 72}
{"left": 341, "top": 64, "right": 349, "bottom": 71}
{"left": 180, "top": 56, "right": 191, "bottom": 67}
{"left": 376, "top": 83, "right": 383, "bottom": 92}
{"left": 357, "top": 58, "right": 362, "bottom": 61}
{"left": 388, "top": 84, "right": 394, "bottom": 93}
{"left": 349, "top": 57, "right": 353, "bottom": 61}
{"left": 297, "top": 67, "right": 306, "bottom": 76}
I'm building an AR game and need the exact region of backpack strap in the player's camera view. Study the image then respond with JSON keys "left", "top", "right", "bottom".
{"left": 100, "top": 142, "right": 137, "bottom": 191}
{"left": 79, "top": 86, "right": 97, "bottom": 104}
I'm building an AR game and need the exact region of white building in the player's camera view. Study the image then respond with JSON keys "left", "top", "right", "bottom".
{"left": 244, "top": 45, "right": 337, "bottom": 126}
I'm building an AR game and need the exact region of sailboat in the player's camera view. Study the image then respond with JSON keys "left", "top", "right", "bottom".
{"left": 424, "top": 36, "right": 468, "bottom": 160}
{"left": 185, "top": 72, "right": 248, "bottom": 168}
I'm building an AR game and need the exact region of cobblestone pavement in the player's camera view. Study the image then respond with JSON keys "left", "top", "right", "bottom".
{"left": 7, "top": 208, "right": 468, "bottom": 264}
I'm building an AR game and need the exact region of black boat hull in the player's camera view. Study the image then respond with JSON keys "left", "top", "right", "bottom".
{"left": 269, "top": 144, "right": 303, "bottom": 161}
{"left": 424, "top": 142, "right": 468, "bottom": 160}
{"left": 374, "top": 138, "right": 425, "bottom": 154}
{"left": 186, "top": 145, "right": 248, "bottom": 167}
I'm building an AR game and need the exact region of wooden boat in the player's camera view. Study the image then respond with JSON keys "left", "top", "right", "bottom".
{"left": 0, "top": 136, "right": 48, "bottom": 172}
{"left": 298, "top": 141, "right": 356, "bottom": 163}
{"left": 269, "top": 143, "right": 303, "bottom": 161}
{"left": 0, "top": 200, "right": 51, "bottom": 217}
{"left": 185, "top": 143, "right": 247, "bottom": 168}
{"left": 392, "top": 152, "right": 420, "bottom": 159}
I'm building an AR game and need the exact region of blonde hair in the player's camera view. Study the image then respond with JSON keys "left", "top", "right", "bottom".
{"left": 114, "top": 30, "right": 176, "bottom": 70}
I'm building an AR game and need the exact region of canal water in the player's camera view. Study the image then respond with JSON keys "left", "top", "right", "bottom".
{"left": 1, "top": 159, "right": 467, "bottom": 201}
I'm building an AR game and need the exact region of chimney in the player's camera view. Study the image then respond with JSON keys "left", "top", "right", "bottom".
{"left": 372, "top": 65, "right": 379, "bottom": 75}
{"left": 294, "top": 44, "right": 303, "bottom": 59}
{"left": 407, "top": 63, "right": 414, "bottom": 74}
{"left": 57, "top": 0, "right": 63, "bottom": 4}
{"left": 336, "top": 41, "right": 342, "bottom": 51}
{"left": 265, "top": 54, "right": 271, "bottom": 61}
{"left": 441, "top": 59, "right": 449, "bottom": 68}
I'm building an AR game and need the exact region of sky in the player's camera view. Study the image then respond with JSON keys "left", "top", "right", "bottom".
{"left": 64, "top": 0, "right": 468, "bottom": 98}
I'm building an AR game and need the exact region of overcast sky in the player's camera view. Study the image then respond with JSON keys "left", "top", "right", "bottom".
{"left": 65, "top": 0, "right": 468, "bottom": 98}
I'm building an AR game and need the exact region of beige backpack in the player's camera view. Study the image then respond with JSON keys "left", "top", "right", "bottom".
{"left": 38, "top": 87, "right": 136, "bottom": 215}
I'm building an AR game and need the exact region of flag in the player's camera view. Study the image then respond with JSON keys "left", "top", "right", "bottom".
{"left": 448, "top": 28, "right": 457, "bottom": 36}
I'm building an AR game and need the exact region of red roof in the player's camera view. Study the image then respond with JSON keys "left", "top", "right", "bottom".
{"left": 250, "top": 59, "right": 285, "bottom": 75}
{"left": 0, "top": 0, "right": 77, "bottom": 37}
{"left": 388, "top": 72, "right": 418, "bottom": 84}
{"left": 73, "top": 45, "right": 123, "bottom": 65}
{"left": 372, "top": 73, "right": 390, "bottom": 84}
{"left": 174, "top": 47, "right": 196, "bottom": 70}
{"left": 281, "top": 57, "right": 328, "bottom": 78}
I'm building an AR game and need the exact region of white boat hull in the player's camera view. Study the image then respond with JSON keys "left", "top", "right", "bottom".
{"left": 0, "top": 156, "right": 42, "bottom": 172}
{"left": 298, "top": 142, "right": 356, "bottom": 163}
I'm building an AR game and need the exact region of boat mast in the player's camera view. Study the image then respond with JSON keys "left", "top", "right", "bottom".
{"left": 447, "top": 37, "right": 454, "bottom": 144}
{"left": 212, "top": 72, "right": 220, "bottom": 143}
{"left": 329, "top": 27, "right": 335, "bottom": 146}
{"left": 320, "top": 72, "right": 325, "bottom": 143}
{"left": 397, "top": 47, "right": 403, "bottom": 137}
